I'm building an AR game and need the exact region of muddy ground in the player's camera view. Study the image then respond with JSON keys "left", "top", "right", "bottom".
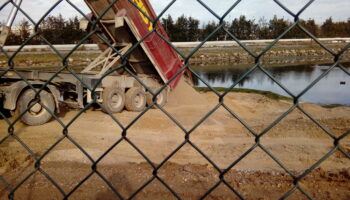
{"left": 0, "top": 80, "right": 349, "bottom": 199}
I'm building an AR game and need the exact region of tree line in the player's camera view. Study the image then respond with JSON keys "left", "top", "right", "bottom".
{"left": 162, "top": 15, "right": 350, "bottom": 41}
{"left": 5, "top": 14, "right": 86, "bottom": 45}
{"left": 3, "top": 14, "right": 350, "bottom": 45}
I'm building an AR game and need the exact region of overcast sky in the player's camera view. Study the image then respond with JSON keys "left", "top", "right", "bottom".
{"left": 1, "top": 0, "right": 349, "bottom": 26}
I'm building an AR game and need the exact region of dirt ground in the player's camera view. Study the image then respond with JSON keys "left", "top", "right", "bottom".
{"left": 0, "top": 80, "right": 349, "bottom": 199}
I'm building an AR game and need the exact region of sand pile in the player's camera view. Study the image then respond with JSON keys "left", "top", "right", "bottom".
{"left": 166, "top": 78, "right": 209, "bottom": 108}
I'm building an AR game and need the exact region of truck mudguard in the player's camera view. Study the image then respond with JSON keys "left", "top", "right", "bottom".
{"left": 4, "top": 81, "right": 61, "bottom": 113}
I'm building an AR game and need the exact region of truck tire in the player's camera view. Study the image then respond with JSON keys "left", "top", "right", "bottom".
{"left": 102, "top": 87, "right": 125, "bottom": 113}
{"left": 17, "top": 89, "right": 55, "bottom": 126}
{"left": 146, "top": 88, "right": 168, "bottom": 108}
{"left": 125, "top": 87, "right": 146, "bottom": 112}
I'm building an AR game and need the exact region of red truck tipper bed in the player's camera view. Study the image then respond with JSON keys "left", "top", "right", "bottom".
{"left": 84, "top": 0, "right": 184, "bottom": 88}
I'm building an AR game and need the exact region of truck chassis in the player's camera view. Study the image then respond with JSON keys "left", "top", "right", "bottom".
{"left": 0, "top": 65, "right": 167, "bottom": 126}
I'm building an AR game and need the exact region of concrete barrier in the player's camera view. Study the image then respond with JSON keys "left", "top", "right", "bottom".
{"left": 2, "top": 38, "right": 350, "bottom": 52}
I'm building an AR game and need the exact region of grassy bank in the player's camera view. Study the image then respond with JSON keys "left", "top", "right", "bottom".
{"left": 182, "top": 43, "right": 350, "bottom": 67}
{"left": 0, "top": 53, "right": 100, "bottom": 70}
{"left": 195, "top": 87, "right": 350, "bottom": 107}
{"left": 195, "top": 87, "right": 292, "bottom": 101}
{"left": 1, "top": 43, "right": 349, "bottom": 69}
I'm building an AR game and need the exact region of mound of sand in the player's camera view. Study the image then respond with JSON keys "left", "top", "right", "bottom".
{"left": 166, "top": 78, "right": 209, "bottom": 107}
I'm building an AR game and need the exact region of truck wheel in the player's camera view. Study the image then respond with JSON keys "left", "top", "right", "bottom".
{"left": 17, "top": 89, "right": 55, "bottom": 126}
{"left": 125, "top": 87, "right": 146, "bottom": 112}
{"left": 146, "top": 88, "right": 168, "bottom": 108}
{"left": 102, "top": 87, "right": 125, "bottom": 113}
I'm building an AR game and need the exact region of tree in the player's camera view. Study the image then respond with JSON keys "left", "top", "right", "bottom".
{"left": 332, "top": 21, "right": 349, "bottom": 37}
{"left": 200, "top": 21, "right": 218, "bottom": 41}
{"left": 217, "top": 21, "right": 230, "bottom": 41}
{"left": 41, "top": 14, "right": 66, "bottom": 44}
{"left": 19, "top": 20, "right": 31, "bottom": 42}
{"left": 61, "top": 16, "right": 86, "bottom": 44}
{"left": 269, "top": 15, "right": 290, "bottom": 38}
{"left": 304, "top": 19, "right": 319, "bottom": 36}
{"left": 229, "top": 15, "right": 258, "bottom": 40}
{"left": 173, "top": 15, "right": 189, "bottom": 41}
{"left": 162, "top": 15, "right": 175, "bottom": 40}
{"left": 5, "top": 31, "right": 21, "bottom": 45}
{"left": 37, "top": 15, "right": 88, "bottom": 44}
{"left": 285, "top": 19, "right": 306, "bottom": 39}
{"left": 257, "top": 17, "right": 270, "bottom": 39}
{"left": 187, "top": 17, "right": 200, "bottom": 41}
{"left": 276, "top": 18, "right": 319, "bottom": 39}
{"left": 5, "top": 19, "right": 31, "bottom": 45}
{"left": 347, "top": 18, "right": 350, "bottom": 36}
{"left": 321, "top": 17, "right": 334, "bottom": 37}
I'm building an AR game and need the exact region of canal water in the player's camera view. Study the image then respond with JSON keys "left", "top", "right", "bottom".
{"left": 193, "top": 63, "right": 350, "bottom": 106}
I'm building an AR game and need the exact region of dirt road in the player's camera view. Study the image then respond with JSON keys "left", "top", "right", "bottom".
{"left": 0, "top": 81, "right": 349, "bottom": 199}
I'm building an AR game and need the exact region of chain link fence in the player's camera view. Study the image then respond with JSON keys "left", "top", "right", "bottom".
{"left": 0, "top": 0, "right": 349, "bottom": 199}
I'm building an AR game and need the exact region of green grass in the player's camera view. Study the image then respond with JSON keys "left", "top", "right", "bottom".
{"left": 181, "top": 43, "right": 344, "bottom": 55}
{"left": 195, "top": 87, "right": 293, "bottom": 101}
{"left": 320, "top": 104, "right": 346, "bottom": 108}
{"left": 0, "top": 53, "right": 100, "bottom": 71}
{"left": 0, "top": 53, "right": 99, "bottom": 63}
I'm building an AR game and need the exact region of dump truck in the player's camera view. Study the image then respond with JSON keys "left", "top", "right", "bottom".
{"left": 0, "top": 0, "right": 185, "bottom": 126}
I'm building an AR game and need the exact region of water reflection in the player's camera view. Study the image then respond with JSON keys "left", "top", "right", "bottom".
{"left": 193, "top": 63, "right": 350, "bottom": 106}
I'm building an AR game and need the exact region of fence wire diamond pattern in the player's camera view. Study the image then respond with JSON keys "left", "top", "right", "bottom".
{"left": 0, "top": 0, "right": 349, "bottom": 199}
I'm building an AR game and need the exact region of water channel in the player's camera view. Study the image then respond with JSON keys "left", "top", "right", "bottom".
{"left": 193, "top": 63, "right": 350, "bottom": 106}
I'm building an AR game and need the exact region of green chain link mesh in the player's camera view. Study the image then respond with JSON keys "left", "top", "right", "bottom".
{"left": 0, "top": 0, "right": 349, "bottom": 199}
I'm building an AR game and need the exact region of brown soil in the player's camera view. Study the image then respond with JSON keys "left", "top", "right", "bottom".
{"left": 0, "top": 80, "right": 349, "bottom": 199}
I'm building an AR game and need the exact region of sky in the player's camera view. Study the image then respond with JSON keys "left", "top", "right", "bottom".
{"left": 0, "top": 0, "right": 349, "bottom": 26}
